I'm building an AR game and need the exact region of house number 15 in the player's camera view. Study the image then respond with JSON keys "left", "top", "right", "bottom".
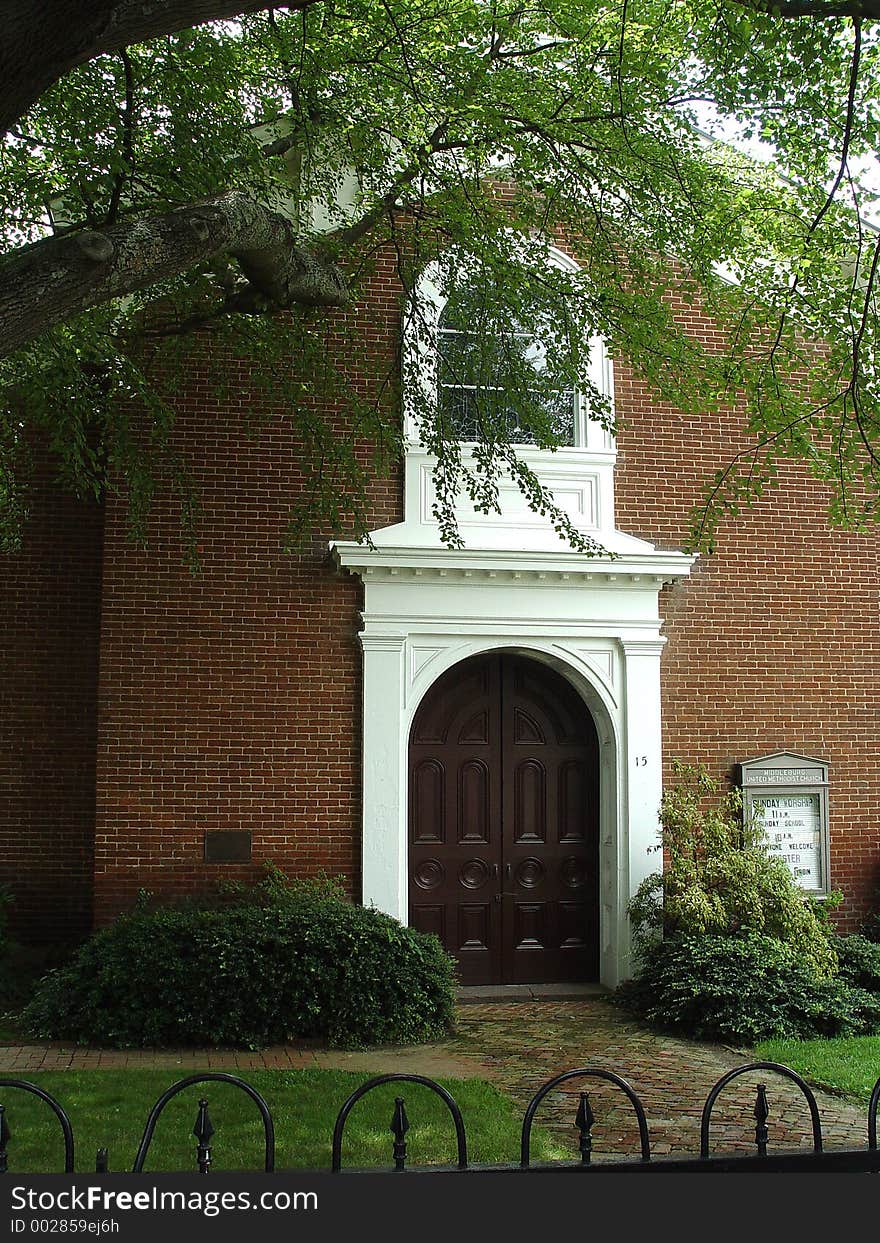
{"left": 634, "top": 755, "right": 648, "bottom": 766}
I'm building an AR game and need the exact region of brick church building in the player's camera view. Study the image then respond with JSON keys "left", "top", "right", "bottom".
{"left": 3, "top": 236, "right": 879, "bottom": 988}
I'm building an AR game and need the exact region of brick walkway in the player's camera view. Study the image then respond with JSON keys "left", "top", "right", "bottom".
{"left": 445, "top": 999, "right": 871, "bottom": 1158}
{"left": 0, "top": 1040, "right": 480, "bottom": 1078}
{"left": 0, "top": 997, "right": 872, "bottom": 1160}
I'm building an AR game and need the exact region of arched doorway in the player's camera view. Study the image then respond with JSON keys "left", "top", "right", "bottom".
{"left": 408, "top": 652, "right": 599, "bottom": 985}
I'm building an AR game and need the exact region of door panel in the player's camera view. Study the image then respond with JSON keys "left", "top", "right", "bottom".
{"left": 513, "top": 759, "right": 547, "bottom": 842}
{"left": 501, "top": 656, "right": 598, "bottom": 983}
{"left": 411, "top": 759, "right": 445, "bottom": 843}
{"left": 408, "top": 653, "right": 598, "bottom": 985}
{"left": 458, "top": 760, "right": 490, "bottom": 842}
{"left": 409, "top": 656, "right": 502, "bottom": 985}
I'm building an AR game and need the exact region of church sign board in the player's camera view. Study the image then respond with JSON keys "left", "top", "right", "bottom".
{"left": 738, "top": 752, "right": 830, "bottom": 896}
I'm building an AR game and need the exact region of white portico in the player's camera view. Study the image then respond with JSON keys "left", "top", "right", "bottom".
{"left": 334, "top": 255, "right": 694, "bottom": 987}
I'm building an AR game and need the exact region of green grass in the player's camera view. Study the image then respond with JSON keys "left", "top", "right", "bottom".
{"left": 754, "top": 1036, "right": 880, "bottom": 1105}
{"left": 0, "top": 1016, "right": 23, "bottom": 1043}
{"left": 0, "top": 1069, "right": 568, "bottom": 1173}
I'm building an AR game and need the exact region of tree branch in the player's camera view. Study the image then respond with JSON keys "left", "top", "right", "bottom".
{"left": 728, "top": 0, "right": 880, "bottom": 19}
{"left": 0, "top": 190, "right": 348, "bottom": 359}
{"left": 1, "top": 0, "right": 320, "bottom": 134}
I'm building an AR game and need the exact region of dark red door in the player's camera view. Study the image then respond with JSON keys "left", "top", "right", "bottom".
{"left": 408, "top": 653, "right": 599, "bottom": 985}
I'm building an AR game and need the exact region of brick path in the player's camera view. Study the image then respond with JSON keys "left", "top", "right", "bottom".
{"left": 0, "top": 998, "right": 872, "bottom": 1161}
{"left": 445, "top": 999, "right": 871, "bottom": 1159}
{"left": 0, "top": 1040, "right": 482, "bottom": 1078}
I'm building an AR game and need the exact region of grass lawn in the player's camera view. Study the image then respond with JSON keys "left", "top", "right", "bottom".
{"left": 753, "top": 1036, "right": 880, "bottom": 1106}
{"left": 0, "top": 1069, "right": 568, "bottom": 1174}
{"left": 0, "top": 1016, "right": 23, "bottom": 1043}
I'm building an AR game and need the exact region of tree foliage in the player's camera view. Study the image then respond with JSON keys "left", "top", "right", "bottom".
{"left": 3, "top": 0, "right": 880, "bottom": 555}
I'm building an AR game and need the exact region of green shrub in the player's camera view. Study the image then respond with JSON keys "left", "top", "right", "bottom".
{"left": 617, "top": 765, "right": 874, "bottom": 1044}
{"left": 0, "top": 883, "right": 12, "bottom": 952}
{"left": 860, "top": 882, "right": 880, "bottom": 944}
{"left": 833, "top": 934, "right": 880, "bottom": 992}
{"left": 616, "top": 933, "right": 880, "bottom": 1045}
{"left": 22, "top": 875, "right": 456, "bottom": 1049}
{"left": 0, "top": 885, "right": 15, "bottom": 1006}
{"left": 628, "top": 762, "right": 837, "bottom": 980}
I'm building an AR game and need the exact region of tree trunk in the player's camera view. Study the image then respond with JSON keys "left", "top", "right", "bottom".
{"left": 1, "top": 1, "right": 317, "bottom": 135}
{"left": 0, "top": 191, "right": 348, "bottom": 360}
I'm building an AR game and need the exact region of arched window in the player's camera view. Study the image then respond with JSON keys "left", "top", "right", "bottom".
{"left": 404, "top": 245, "right": 614, "bottom": 455}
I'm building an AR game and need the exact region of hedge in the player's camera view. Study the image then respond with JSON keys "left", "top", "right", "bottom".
{"left": 23, "top": 883, "right": 456, "bottom": 1049}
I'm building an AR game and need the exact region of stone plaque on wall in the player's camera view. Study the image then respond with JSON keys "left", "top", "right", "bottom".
{"left": 739, "top": 752, "right": 830, "bottom": 896}
{"left": 204, "top": 830, "right": 252, "bottom": 863}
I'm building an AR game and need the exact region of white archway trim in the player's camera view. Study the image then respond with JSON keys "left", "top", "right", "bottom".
{"left": 333, "top": 545, "right": 694, "bottom": 987}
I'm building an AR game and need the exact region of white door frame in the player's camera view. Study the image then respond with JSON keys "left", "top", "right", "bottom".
{"left": 333, "top": 545, "right": 691, "bottom": 987}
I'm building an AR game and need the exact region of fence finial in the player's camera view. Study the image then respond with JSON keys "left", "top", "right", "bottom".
{"left": 193, "top": 1099, "right": 215, "bottom": 1174}
{"left": 391, "top": 1097, "right": 410, "bottom": 1171}
{"left": 575, "top": 1092, "right": 595, "bottom": 1165}
{"left": 753, "top": 1084, "right": 769, "bottom": 1157}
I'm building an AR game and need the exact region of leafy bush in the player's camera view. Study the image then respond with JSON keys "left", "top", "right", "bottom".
{"left": 0, "top": 885, "right": 13, "bottom": 1005}
{"left": 22, "top": 872, "right": 456, "bottom": 1049}
{"left": 628, "top": 762, "right": 837, "bottom": 980}
{"left": 860, "top": 880, "right": 880, "bottom": 944}
{"left": 616, "top": 933, "right": 880, "bottom": 1045}
{"left": 615, "top": 764, "right": 876, "bottom": 1044}
{"left": 834, "top": 934, "right": 880, "bottom": 992}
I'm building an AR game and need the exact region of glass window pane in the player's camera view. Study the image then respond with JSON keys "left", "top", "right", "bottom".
{"left": 437, "top": 282, "right": 576, "bottom": 446}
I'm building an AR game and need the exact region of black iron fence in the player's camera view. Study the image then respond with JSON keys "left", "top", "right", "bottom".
{"left": 2, "top": 1062, "right": 880, "bottom": 1174}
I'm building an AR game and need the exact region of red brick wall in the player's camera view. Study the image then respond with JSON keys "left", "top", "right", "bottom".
{"left": 3, "top": 259, "right": 879, "bottom": 940}
{"left": 0, "top": 453, "right": 103, "bottom": 943}
{"left": 92, "top": 278, "right": 403, "bottom": 923}
{"left": 614, "top": 361, "right": 880, "bottom": 931}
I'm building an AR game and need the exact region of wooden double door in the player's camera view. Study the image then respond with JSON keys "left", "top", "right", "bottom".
{"left": 408, "top": 653, "right": 599, "bottom": 985}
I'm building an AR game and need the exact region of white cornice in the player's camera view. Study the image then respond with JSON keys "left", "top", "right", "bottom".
{"left": 332, "top": 541, "right": 695, "bottom": 587}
